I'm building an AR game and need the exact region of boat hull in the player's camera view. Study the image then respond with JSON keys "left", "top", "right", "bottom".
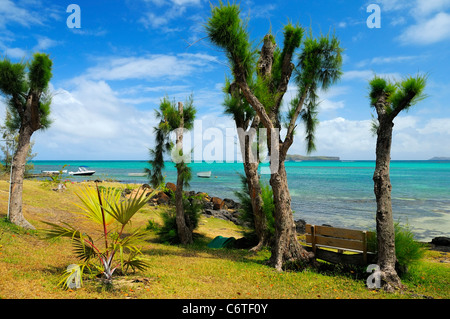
{"left": 70, "top": 172, "right": 95, "bottom": 176}
{"left": 197, "top": 171, "right": 211, "bottom": 178}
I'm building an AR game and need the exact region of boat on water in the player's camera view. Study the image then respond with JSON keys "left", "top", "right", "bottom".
{"left": 197, "top": 171, "right": 212, "bottom": 178}
{"left": 41, "top": 170, "right": 67, "bottom": 175}
{"left": 128, "top": 173, "right": 147, "bottom": 177}
{"left": 69, "top": 166, "right": 96, "bottom": 176}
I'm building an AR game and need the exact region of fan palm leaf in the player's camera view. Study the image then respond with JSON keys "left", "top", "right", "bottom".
{"left": 104, "top": 187, "right": 156, "bottom": 226}
{"left": 74, "top": 185, "right": 120, "bottom": 225}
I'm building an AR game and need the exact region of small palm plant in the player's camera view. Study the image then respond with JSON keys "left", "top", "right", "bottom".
{"left": 43, "top": 183, "right": 156, "bottom": 289}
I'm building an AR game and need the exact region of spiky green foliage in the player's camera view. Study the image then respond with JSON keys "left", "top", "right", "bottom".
{"left": 0, "top": 53, "right": 53, "bottom": 131}
{"left": 291, "top": 31, "right": 343, "bottom": 153}
{"left": 367, "top": 222, "right": 425, "bottom": 276}
{"left": 157, "top": 193, "right": 203, "bottom": 244}
{"left": 369, "top": 76, "right": 396, "bottom": 108}
{"left": 205, "top": 0, "right": 256, "bottom": 81}
{"left": 234, "top": 174, "right": 276, "bottom": 241}
{"left": 223, "top": 77, "right": 255, "bottom": 125}
{"left": 271, "top": 23, "right": 303, "bottom": 88}
{"left": 146, "top": 95, "right": 196, "bottom": 188}
{"left": 206, "top": 2, "right": 343, "bottom": 156}
{"left": 369, "top": 74, "right": 427, "bottom": 117}
{"left": 74, "top": 185, "right": 121, "bottom": 226}
{"left": 42, "top": 184, "right": 157, "bottom": 289}
{"left": 0, "top": 58, "right": 26, "bottom": 96}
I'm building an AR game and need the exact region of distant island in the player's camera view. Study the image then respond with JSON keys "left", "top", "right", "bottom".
{"left": 429, "top": 157, "right": 450, "bottom": 161}
{"left": 286, "top": 154, "right": 340, "bottom": 161}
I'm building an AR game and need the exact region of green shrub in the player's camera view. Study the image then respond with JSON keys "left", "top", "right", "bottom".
{"left": 234, "top": 174, "right": 276, "bottom": 243}
{"left": 156, "top": 193, "right": 202, "bottom": 244}
{"left": 393, "top": 222, "right": 425, "bottom": 275}
{"left": 145, "top": 219, "right": 159, "bottom": 231}
{"left": 368, "top": 221, "right": 425, "bottom": 276}
{"left": 260, "top": 182, "right": 275, "bottom": 238}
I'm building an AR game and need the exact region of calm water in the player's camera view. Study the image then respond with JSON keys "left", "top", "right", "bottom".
{"left": 31, "top": 160, "right": 450, "bottom": 242}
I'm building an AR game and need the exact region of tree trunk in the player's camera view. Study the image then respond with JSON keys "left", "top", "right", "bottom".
{"left": 8, "top": 126, "right": 35, "bottom": 229}
{"left": 373, "top": 119, "right": 402, "bottom": 291}
{"left": 269, "top": 160, "right": 313, "bottom": 270}
{"left": 243, "top": 161, "right": 269, "bottom": 251}
{"left": 236, "top": 119, "right": 269, "bottom": 251}
{"left": 175, "top": 102, "right": 193, "bottom": 245}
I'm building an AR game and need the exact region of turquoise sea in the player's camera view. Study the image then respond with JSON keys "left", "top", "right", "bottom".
{"left": 31, "top": 160, "right": 450, "bottom": 242}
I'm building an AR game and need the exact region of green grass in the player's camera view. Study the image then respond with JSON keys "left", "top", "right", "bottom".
{"left": 0, "top": 179, "right": 449, "bottom": 299}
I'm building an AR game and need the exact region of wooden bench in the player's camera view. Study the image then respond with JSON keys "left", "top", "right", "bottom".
{"left": 304, "top": 224, "right": 376, "bottom": 266}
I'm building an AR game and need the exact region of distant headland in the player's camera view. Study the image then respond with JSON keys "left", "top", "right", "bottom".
{"left": 429, "top": 157, "right": 450, "bottom": 161}
{"left": 286, "top": 154, "right": 340, "bottom": 161}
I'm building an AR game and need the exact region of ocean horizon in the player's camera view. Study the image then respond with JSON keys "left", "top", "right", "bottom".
{"left": 30, "top": 159, "right": 450, "bottom": 242}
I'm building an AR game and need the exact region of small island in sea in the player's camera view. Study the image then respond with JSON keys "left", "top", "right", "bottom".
{"left": 286, "top": 154, "right": 340, "bottom": 161}
{"left": 429, "top": 157, "right": 450, "bottom": 161}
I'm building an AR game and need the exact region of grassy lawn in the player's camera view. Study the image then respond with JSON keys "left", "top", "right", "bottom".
{"left": 0, "top": 179, "right": 449, "bottom": 299}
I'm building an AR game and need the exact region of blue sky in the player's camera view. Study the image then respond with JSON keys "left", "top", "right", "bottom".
{"left": 1, "top": 0, "right": 450, "bottom": 160}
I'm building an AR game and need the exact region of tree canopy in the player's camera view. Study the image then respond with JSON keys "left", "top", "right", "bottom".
{"left": 0, "top": 53, "right": 53, "bottom": 132}
{"left": 146, "top": 95, "right": 196, "bottom": 188}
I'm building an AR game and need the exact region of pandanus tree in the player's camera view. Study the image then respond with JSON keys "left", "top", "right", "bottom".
{"left": 223, "top": 78, "right": 268, "bottom": 251}
{"left": 146, "top": 96, "right": 196, "bottom": 244}
{"left": 369, "top": 74, "right": 427, "bottom": 291}
{"left": 0, "top": 53, "right": 53, "bottom": 229}
{"left": 206, "top": 2, "right": 343, "bottom": 269}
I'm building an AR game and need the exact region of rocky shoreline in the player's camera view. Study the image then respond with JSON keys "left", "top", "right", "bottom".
{"left": 126, "top": 182, "right": 449, "bottom": 249}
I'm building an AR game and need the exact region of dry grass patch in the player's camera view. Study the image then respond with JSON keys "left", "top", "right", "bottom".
{"left": 0, "top": 180, "right": 449, "bottom": 299}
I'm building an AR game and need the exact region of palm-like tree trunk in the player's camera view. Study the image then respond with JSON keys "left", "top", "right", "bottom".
{"left": 243, "top": 158, "right": 267, "bottom": 251}
{"left": 236, "top": 115, "right": 269, "bottom": 251}
{"left": 373, "top": 117, "right": 402, "bottom": 291}
{"left": 175, "top": 102, "right": 193, "bottom": 245}
{"left": 9, "top": 126, "right": 34, "bottom": 229}
{"left": 269, "top": 157, "right": 312, "bottom": 270}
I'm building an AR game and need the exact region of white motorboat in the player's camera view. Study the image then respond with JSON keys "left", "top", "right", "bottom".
{"left": 41, "top": 170, "right": 67, "bottom": 175}
{"left": 69, "top": 166, "right": 96, "bottom": 176}
{"left": 128, "top": 173, "right": 147, "bottom": 177}
{"left": 197, "top": 171, "right": 211, "bottom": 178}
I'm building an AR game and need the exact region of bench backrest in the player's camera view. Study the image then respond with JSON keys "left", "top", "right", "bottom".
{"left": 305, "top": 224, "right": 375, "bottom": 253}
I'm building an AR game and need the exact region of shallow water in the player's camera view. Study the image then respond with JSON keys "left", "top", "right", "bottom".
{"left": 32, "top": 160, "right": 450, "bottom": 242}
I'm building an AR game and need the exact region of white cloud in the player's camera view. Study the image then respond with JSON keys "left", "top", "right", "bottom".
{"left": 411, "top": 0, "right": 450, "bottom": 17}
{"left": 171, "top": 0, "right": 202, "bottom": 5}
{"left": 373, "top": 0, "right": 450, "bottom": 45}
{"left": 316, "top": 86, "right": 349, "bottom": 112}
{"left": 390, "top": 16, "right": 407, "bottom": 26}
{"left": 417, "top": 118, "right": 450, "bottom": 135}
{"left": 139, "top": 0, "right": 202, "bottom": 32}
{"left": 139, "top": 12, "right": 175, "bottom": 30}
{"left": 342, "top": 70, "right": 401, "bottom": 82}
{"left": 83, "top": 53, "right": 218, "bottom": 81}
{"left": 0, "top": 0, "right": 42, "bottom": 29}
{"left": 33, "top": 36, "right": 60, "bottom": 51}
{"left": 0, "top": 45, "right": 27, "bottom": 59}
{"left": 312, "top": 117, "right": 376, "bottom": 159}
{"left": 358, "top": 55, "right": 420, "bottom": 67}
{"left": 34, "top": 80, "right": 159, "bottom": 160}
{"left": 288, "top": 115, "right": 450, "bottom": 160}
{"left": 374, "top": 0, "right": 412, "bottom": 12}
{"left": 282, "top": 84, "right": 349, "bottom": 114}
{"left": 393, "top": 115, "right": 419, "bottom": 130}
{"left": 399, "top": 12, "right": 450, "bottom": 45}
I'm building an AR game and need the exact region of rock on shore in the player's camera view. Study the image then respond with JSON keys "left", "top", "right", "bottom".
{"left": 125, "top": 183, "right": 310, "bottom": 230}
